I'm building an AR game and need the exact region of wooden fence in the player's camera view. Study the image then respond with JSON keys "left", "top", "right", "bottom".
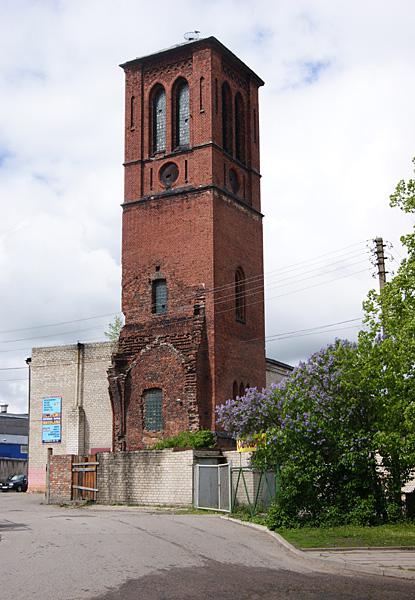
{"left": 71, "top": 455, "right": 98, "bottom": 501}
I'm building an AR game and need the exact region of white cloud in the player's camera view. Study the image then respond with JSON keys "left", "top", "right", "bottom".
{"left": 1, "top": 0, "right": 414, "bottom": 410}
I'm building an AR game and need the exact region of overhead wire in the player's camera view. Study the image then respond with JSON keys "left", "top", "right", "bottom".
{"left": 214, "top": 255, "right": 371, "bottom": 307}
{"left": 0, "top": 248, "right": 372, "bottom": 347}
{"left": 0, "top": 240, "right": 368, "bottom": 339}
{"left": 0, "top": 242, "right": 373, "bottom": 374}
{"left": 215, "top": 266, "right": 372, "bottom": 317}
{"left": 266, "top": 323, "right": 364, "bottom": 343}
{"left": 0, "top": 267, "right": 373, "bottom": 372}
{"left": 0, "top": 311, "right": 121, "bottom": 336}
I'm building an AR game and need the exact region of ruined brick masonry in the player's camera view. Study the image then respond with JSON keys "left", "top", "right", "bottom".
{"left": 109, "top": 36, "right": 266, "bottom": 450}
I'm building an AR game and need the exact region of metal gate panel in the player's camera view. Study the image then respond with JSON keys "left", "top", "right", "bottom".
{"left": 194, "top": 464, "right": 231, "bottom": 512}
{"left": 218, "top": 464, "right": 230, "bottom": 512}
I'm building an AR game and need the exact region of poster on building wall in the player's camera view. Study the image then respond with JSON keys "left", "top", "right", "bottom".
{"left": 42, "top": 397, "right": 62, "bottom": 443}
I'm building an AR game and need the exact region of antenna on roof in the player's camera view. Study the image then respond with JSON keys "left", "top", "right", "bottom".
{"left": 184, "top": 30, "right": 200, "bottom": 42}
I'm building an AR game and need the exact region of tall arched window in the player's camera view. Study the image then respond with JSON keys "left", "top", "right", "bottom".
{"left": 235, "top": 93, "right": 246, "bottom": 163}
{"left": 235, "top": 267, "right": 246, "bottom": 323}
{"left": 151, "top": 85, "right": 166, "bottom": 153}
{"left": 222, "top": 82, "right": 233, "bottom": 154}
{"left": 173, "top": 78, "right": 189, "bottom": 148}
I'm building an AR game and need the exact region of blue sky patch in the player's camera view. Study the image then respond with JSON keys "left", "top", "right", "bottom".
{"left": 301, "top": 60, "right": 330, "bottom": 85}
{"left": 0, "top": 149, "right": 12, "bottom": 167}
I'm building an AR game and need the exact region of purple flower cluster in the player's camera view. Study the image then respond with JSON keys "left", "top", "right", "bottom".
{"left": 216, "top": 384, "right": 283, "bottom": 438}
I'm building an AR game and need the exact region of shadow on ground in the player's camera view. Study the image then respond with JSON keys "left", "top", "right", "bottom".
{"left": 92, "top": 558, "right": 414, "bottom": 600}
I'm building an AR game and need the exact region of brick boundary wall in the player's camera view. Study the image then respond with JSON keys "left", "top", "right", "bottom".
{"left": 97, "top": 449, "right": 194, "bottom": 506}
{"left": 49, "top": 455, "right": 73, "bottom": 504}
{"left": 46, "top": 449, "right": 271, "bottom": 509}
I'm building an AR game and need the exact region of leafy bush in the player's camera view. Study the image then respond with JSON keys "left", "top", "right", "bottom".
{"left": 151, "top": 429, "right": 215, "bottom": 450}
{"left": 386, "top": 502, "right": 405, "bottom": 523}
{"left": 218, "top": 340, "right": 391, "bottom": 528}
{"left": 347, "top": 496, "right": 381, "bottom": 526}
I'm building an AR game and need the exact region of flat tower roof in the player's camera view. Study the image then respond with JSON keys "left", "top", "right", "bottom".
{"left": 120, "top": 36, "right": 264, "bottom": 86}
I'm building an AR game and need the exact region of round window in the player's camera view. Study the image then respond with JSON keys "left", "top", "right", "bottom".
{"left": 159, "top": 162, "right": 179, "bottom": 188}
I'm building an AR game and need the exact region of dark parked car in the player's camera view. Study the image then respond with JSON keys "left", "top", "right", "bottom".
{"left": 1, "top": 474, "right": 28, "bottom": 492}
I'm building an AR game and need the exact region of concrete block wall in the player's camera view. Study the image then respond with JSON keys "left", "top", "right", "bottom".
{"left": 97, "top": 449, "right": 194, "bottom": 506}
{"left": 28, "top": 342, "right": 114, "bottom": 492}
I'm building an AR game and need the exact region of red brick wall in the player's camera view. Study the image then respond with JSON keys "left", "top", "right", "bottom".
{"left": 110, "top": 38, "right": 265, "bottom": 449}
{"left": 212, "top": 191, "right": 266, "bottom": 420}
{"left": 126, "top": 343, "right": 188, "bottom": 449}
{"left": 49, "top": 455, "right": 73, "bottom": 503}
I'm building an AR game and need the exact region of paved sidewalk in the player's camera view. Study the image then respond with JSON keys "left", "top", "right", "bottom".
{"left": 224, "top": 518, "right": 415, "bottom": 580}
{"left": 306, "top": 548, "right": 415, "bottom": 578}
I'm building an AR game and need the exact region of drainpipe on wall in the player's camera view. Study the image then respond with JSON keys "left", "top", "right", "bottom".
{"left": 25, "top": 357, "right": 31, "bottom": 478}
{"left": 74, "top": 342, "right": 84, "bottom": 409}
{"left": 66, "top": 342, "right": 85, "bottom": 456}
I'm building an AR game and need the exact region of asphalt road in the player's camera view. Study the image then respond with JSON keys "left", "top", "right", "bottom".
{"left": 1, "top": 493, "right": 414, "bottom": 600}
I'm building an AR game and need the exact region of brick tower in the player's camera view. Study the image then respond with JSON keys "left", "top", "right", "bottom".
{"left": 108, "top": 36, "right": 265, "bottom": 450}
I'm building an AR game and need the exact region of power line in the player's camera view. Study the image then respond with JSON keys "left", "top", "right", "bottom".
{"left": 0, "top": 318, "right": 362, "bottom": 369}
{"left": 214, "top": 255, "right": 370, "bottom": 307}
{"left": 0, "top": 262, "right": 372, "bottom": 353}
{"left": 0, "top": 241, "right": 368, "bottom": 338}
{"left": 203, "top": 242, "right": 368, "bottom": 296}
{"left": 0, "top": 250, "right": 371, "bottom": 346}
{"left": 0, "top": 324, "right": 112, "bottom": 346}
{"left": 216, "top": 266, "right": 372, "bottom": 317}
{"left": 243, "top": 317, "right": 363, "bottom": 344}
{"left": 266, "top": 323, "right": 364, "bottom": 344}
{"left": 0, "top": 311, "right": 121, "bottom": 336}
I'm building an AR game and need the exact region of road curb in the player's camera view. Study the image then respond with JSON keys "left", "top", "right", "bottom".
{"left": 220, "top": 516, "right": 415, "bottom": 581}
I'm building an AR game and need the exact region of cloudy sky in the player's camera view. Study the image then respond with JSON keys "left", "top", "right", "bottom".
{"left": 1, "top": 0, "right": 414, "bottom": 412}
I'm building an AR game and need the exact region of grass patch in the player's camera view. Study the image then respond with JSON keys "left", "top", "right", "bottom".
{"left": 230, "top": 506, "right": 268, "bottom": 527}
{"left": 277, "top": 523, "right": 415, "bottom": 549}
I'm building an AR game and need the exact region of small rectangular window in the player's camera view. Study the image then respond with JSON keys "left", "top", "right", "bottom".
{"left": 144, "top": 388, "right": 163, "bottom": 431}
{"left": 20, "top": 445, "right": 28, "bottom": 454}
{"left": 152, "top": 279, "right": 167, "bottom": 314}
{"left": 199, "top": 76, "right": 205, "bottom": 111}
{"left": 130, "top": 96, "right": 135, "bottom": 129}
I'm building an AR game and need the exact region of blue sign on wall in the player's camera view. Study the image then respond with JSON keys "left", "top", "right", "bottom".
{"left": 42, "top": 397, "right": 62, "bottom": 443}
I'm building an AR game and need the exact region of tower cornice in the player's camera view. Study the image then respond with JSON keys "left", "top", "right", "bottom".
{"left": 120, "top": 36, "right": 264, "bottom": 87}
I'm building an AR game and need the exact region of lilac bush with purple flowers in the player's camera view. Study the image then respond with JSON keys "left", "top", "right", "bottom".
{"left": 217, "top": 159, "right": 415, "bottom": 527}
{"left": 217, "top": 340, "right": 385, "bottom": 527}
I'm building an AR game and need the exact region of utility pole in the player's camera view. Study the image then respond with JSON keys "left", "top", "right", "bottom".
{"left": 374, "top": 237, "right": 387, "bottom": 291}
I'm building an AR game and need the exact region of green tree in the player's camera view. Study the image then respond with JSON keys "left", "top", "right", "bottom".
{"left": 104, "top": 315, "right": 124, "bottom": 341}
{"left": 216, "top": 157, "right": 415, "bottom": 526}
{"left": 218, "top": 340, "right": 385, "bottom": 527}
{"left": 358, "top": 157, "right": 415, "bottom": 506}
